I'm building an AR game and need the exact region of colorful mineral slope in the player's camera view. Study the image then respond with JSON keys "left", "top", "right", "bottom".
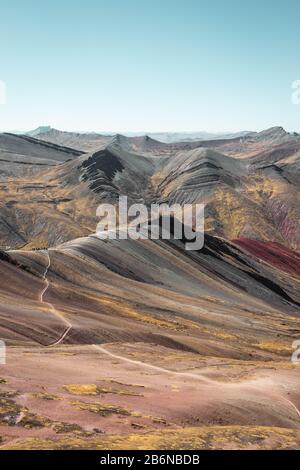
{"left": 233, "top": 238, "right": 300, "bottom": 278}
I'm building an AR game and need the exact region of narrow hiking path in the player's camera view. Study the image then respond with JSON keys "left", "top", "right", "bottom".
{"left": 91, "top": 344, "right": 214, "bottom": 383}
{"left": 41, "top": 250, "right": 72, "bottom": 346}
{"left": 91, "top": 345, "right": 300, "bottom": 419}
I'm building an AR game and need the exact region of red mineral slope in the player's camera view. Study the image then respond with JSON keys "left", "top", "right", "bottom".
{"left": 233, "top": 237, "right": 300, "bottom": 277}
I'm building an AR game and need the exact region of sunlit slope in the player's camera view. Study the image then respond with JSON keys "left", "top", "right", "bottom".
{"left": 2, "top": 235, "right": 299, "bottom": 359}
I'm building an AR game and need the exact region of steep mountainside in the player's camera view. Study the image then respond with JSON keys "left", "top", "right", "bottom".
{"left": 0, "top": 127, "right": 299, "bottom": 250}
{"left": 0, "top": 133, "right": 82, "bottom": 179}
{"left": 5, "top": 233, "right": 300, "bottom": 349}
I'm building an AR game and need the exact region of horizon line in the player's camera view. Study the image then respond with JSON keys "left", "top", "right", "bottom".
{"left": 1, "top": 125, "right": 297, "bottom": 136}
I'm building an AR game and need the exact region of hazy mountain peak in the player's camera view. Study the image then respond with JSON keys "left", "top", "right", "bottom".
{"left": 27, "top": 125, "right": 52, "bottom": 137}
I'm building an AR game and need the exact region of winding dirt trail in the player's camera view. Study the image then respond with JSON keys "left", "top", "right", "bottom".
{"left": 90, "top": 345, "right": 300, "bottom": 418}
{"left": 91, "top": 344, "right": 214, "bottom": 384}
{"left": 41, "top": 250, "right": 72, "bottom": 346}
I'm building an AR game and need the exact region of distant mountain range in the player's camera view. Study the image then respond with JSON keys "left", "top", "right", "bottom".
{"left": 25, "top": 126, "right": 255, "bottom": 144}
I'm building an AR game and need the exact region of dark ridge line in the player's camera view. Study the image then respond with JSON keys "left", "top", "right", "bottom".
{"left": 0, "top": 158, "right": 55, "bottom": 166}
{"left": 80, "top": 148, "right": 125, "bottom": 194}
{"left": 241, "top": 269, "right": 300, "bottom": 306}
{"left": 3, "top": 133, "right": 85, "bottom": 156}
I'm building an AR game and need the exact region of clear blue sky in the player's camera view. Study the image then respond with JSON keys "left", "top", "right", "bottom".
{"left": 0, "top": 0, "right": 300, "bottom": 133}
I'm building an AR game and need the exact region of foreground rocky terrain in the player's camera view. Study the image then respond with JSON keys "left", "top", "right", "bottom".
{"left": 0, "top": 126, "right": 299, "bottom": 449}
